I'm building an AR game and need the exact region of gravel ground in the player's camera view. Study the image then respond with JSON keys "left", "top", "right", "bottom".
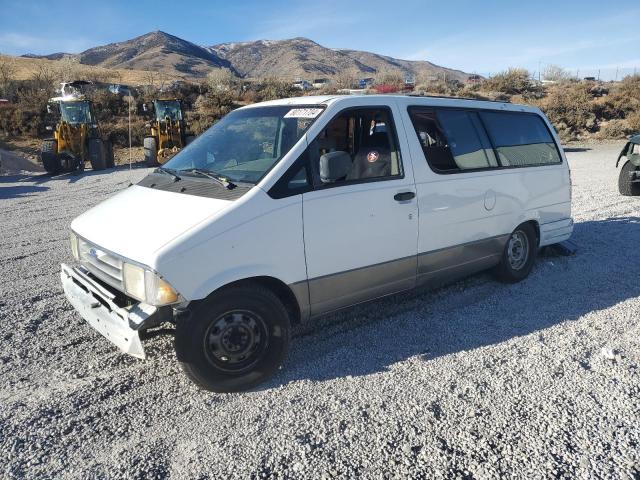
{"left": 1, "top": 143, "right": 639, "bottom": 479}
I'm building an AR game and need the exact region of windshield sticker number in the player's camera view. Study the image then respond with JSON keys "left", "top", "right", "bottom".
{"left": 284, "top": 108, "right": 323, "bottom": 119}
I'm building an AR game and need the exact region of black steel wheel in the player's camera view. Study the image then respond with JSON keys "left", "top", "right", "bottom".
{"left": 204, "top": 310, "right": 269, "bottom": 373}
{"left": 494, "top": 223, "right": 537, "bottom": 283}
{"left": 175, "top": 283, "right": 290, "bottom": 392}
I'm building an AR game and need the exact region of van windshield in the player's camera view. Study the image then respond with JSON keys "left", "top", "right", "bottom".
{"left": 163, "top": 105, "right": 324, "bottom": 184}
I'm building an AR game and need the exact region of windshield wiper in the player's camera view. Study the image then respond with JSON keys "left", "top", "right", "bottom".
{"left": 182, "top": 168, "right": 237, "bottom": 190}
{"left": 154, "top": 167, "right": 181, "bottom": 182}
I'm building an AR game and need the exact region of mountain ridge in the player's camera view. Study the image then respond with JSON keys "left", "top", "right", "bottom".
{"left": 23, "top": 31, "right": 471, "bottom": 82}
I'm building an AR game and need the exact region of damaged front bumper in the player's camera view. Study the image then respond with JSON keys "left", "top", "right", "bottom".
{"left": 61, "top": 263, "right": 170, "bottom": 359}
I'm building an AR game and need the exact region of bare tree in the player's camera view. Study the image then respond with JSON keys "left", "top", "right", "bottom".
{"left": 206, "top": 68, "right": 236, "bottom": 92}
{"left": 543, "top": 64, "right": 571, "bottom": 82}
{"left": 374, "top": 68, "right": 404, "bottom": 88}
{"left": 334, "top": 68, "right": 359, "bottom": 89}
{"left": 143, "top": 70, "right": 157, "bottom": 88}
{"left": 0, "top": 56, "right": 16, "bottom": 97}
{"left": 31, "top": 63, "right": 56, "bottom": 91}
{"left": 56, "top": 56, "right": 82, "bottom": 82}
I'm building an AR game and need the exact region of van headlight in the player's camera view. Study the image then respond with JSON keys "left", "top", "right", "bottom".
{"left": 70, "top": 232, "right": 79, "bottom": 261}
{"left": 122, "top": 263, "right": 178, "bottom": 306}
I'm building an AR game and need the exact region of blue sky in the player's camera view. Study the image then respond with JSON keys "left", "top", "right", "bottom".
{"left": 1, "top": 0, "right": 639, "bottom": 80}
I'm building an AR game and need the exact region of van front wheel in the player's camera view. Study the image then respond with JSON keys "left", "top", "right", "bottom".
{"left": 175, "top": 284, "right": 290, "bottom": 392}
{"left": 494, "top": 223, "right": 537, "bottom": 283}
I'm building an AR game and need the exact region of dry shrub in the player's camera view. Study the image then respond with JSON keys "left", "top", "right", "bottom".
{"left": 101, "top": 117, "right": 148, "bottom": 147}
{"left": 597, "top": 119, "right": 631, "bottom": 139}
{"left": 535, "top": 82, "right": 596, "bottom": 136}
{"left": 482, "top": 68, "right": 536, "bottom": 95}
{"left": 626, "top": 110, "right": 640, "bottom": 133}
{"left": 255, "top": 78, "right": 297, "bottom": 102}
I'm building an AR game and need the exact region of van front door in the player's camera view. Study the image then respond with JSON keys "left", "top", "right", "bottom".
{"left": 302, "top": 105, "right": 418, "bottom": 316}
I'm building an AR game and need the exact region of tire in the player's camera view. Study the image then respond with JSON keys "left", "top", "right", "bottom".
{"left": 493, "top": 223, "right": 538, "bottom": 283}
{"left": 175, "top": 283, "right": 291, "bottom": 392}
{"left": 185, "top": 135, "right": 196, "bottom": 146}
{"left": 144, "top": 137, "right": 158, "bottom": 167}
{"left": 88, "top": 138, "right": 106, "bottom": 171}
{"left": 105, "top": 140, "right": 115, "bottom": 168}
{"left": 618, "top": 161, "right": 640, "bottom": 196}
{"left": 41, "top": 139, "right": 61, "bottom": 174}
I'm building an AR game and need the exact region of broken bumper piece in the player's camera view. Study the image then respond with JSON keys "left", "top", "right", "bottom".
{"left": 61, "top": 263, "right": 164, "bottom": 359}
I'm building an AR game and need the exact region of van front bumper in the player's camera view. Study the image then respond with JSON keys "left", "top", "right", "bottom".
{"left": 61, "top": 263, "right": 166, "bottom": 359}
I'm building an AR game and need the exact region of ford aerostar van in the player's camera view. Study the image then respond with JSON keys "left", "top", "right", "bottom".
{"left": 61, "top": 95, "right": 573, "bottom": 391}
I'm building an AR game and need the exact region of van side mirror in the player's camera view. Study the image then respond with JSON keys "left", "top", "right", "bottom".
{"left": 319, "top": 151, "right": 352, "bottom": 183}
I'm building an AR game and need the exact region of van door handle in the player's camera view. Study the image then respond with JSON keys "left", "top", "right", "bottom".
{"left": 394, "top": 191, "right": 415, "bottom": 201}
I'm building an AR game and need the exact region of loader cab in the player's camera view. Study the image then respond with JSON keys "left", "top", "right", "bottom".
{"left": 153, "top": 100, "right": 183, "bottom": 122}
{"left": 59, "top": 100, "right": 95, "bottom": 126}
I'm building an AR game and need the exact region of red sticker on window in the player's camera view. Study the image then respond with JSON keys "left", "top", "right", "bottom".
{"left": 367, "top": 151, "right": 379, "bottom": 163}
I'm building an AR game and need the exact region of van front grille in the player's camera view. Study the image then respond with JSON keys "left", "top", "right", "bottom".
{"left": 78, "top": 239, "right": 124, "bottom": 291}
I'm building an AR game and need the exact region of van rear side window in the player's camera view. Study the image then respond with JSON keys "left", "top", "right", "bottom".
{"left": 408, "top": 107, "right": 562, "bottom": 173}
{"left": 479, "top": 112, "right": 562, "bottom": 167}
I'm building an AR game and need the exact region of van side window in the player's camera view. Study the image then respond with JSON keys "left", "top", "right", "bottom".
{"left": 479, "top": 112, "right": 561, "bottom": 166}
{"left": 310, "top": 107, "right": 402, "bottom": 185}
{"left": 408, "top": 108, "right": 497, "bottom": 172}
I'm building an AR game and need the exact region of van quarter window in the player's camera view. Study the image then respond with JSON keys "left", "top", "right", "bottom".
{"left": 309, "top": 107, "right": 402, "bottom": 185}
{"left": 479, "top": 112, "right": 562, "bottom": 167}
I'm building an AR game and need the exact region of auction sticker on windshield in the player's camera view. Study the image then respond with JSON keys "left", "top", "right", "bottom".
{"left": 284, "top": 108, "right": 323, "bottom": 119}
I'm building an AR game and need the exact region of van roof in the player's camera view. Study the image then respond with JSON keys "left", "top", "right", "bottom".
{"left": 244, "top": 94, "right": 539, "bottom": 113}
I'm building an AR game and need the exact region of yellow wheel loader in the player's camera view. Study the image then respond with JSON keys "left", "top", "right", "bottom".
{"left": 143, "top": 99, "right": 195, "bottom": 166}
{"left": 40, "top": 83, "right": 114, "bottom": 175}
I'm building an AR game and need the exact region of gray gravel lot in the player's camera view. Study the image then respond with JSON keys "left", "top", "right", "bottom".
{"left": 1, "top": 143, "right": 639, "bottom": 479}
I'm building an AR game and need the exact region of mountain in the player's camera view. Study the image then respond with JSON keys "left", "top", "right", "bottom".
{"left": 208, "top": 38, "right": 375, "bottom": 78}
{"left": 23, "top": 32, "right": 472, "bottom": 82}
{"left": 209, "top": 37, "right": 469, "bottom": 82}
{"left": 24, "top": 31, "right": 233, "bottom": 77}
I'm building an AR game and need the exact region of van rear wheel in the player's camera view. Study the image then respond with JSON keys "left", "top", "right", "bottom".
{"left": 494, "top": 223, "right": 537, "bottom": 283}
{"left": 175, "top": 283, "right": 290, "bottom": 392}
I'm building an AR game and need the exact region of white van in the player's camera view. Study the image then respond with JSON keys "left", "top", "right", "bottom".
{"left": 61, "top": 95, "right": 573, "bottom": 391}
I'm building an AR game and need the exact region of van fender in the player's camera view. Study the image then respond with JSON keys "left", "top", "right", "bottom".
{"left": 190, "top": 264, "right": 303, "bottom": 303}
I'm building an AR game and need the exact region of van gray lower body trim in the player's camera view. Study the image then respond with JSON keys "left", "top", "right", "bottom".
{"left": 297, "top": 234, "right": 509, "bottom": 320}
{"left": 308, "top": 256, "right": 417, "bottom": 317}
{"left": 417, "top": 234, "right": 509, "bottom": 288}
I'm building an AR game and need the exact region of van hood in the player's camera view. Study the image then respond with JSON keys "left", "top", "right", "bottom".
{"left": 71, "top": 185, "right": 232, "bottom": 267}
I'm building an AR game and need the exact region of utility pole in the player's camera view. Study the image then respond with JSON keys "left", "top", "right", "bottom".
{"left": 597, "top": 69, "right": 600, "bottom": 81}
{"left": 615, "top": 66, "right": 619, "bottom": 82}
{"left": 538, "top": 60, "right": 541, "bottom": 82}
